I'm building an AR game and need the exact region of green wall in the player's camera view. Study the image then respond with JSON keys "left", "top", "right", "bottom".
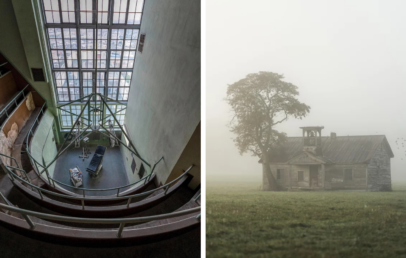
{"left": 30, "top": 110, "right": 57, "bottom": 179}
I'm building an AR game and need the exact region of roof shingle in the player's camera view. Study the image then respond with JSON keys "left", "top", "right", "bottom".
{"left": 271, "top": 135, "right": 393, "bottom": 164}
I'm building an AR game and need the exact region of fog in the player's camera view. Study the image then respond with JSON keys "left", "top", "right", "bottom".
{"left": 207, "top": 0, "right": 406, "bottom": 183}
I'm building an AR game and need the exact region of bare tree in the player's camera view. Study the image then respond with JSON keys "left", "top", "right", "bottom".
{"left": 226, "top": 71, "right": 310, "bottom": 190}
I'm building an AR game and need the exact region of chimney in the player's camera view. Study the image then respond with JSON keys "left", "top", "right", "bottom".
{"left": 331, "top": 132, "right": 336, "bottom": 139}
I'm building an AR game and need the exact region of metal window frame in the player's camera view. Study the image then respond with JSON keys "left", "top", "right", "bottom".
{"left": 40, "top": 0, "right": 142, "bottom": 107}
{"left": 58, "top": 101, "right": 126, "bottom": 129}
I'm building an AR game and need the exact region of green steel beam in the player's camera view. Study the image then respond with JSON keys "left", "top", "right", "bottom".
{"left": 99, "top": 124, "right": 150, "bottom": 166}
{"left": 103, "top": 95, "right": 129, "bottom": 106}
{"left": 57, "top": 96, "right": 93, "bottom": 154}
{"left": 98, "top": 94, "right": 141, "bottom": 158}
{"left": 57, "top": 95, "right": 93, "bottom": 109}
{"left": 59, "top": 107, "right": 91, "bottom": 122}
{"left": 38, "top": 125, "right": 92, "bottom": 175}
{"left": 102, "top": 106, "right": 127, "bottom": 123}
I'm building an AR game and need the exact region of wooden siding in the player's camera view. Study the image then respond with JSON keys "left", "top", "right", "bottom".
{"left": 265, "top": 163, "right": 369, "bottom": 190}
{"left": 0, "top": 72, "right": 18, "bottom": 108}
{"left": 367, "top": 144, "right": 391, "bottom": 191}
{"left": 325, "top": 164, "right": 367, "bottom": 190}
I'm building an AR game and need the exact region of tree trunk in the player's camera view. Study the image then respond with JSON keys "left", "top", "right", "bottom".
{"left": 262, "top": 155, "right": 280, "bottom": 191}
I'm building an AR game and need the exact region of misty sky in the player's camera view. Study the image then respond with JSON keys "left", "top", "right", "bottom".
{"left": 207, "top": 0, "right": 406, "bottom": 182}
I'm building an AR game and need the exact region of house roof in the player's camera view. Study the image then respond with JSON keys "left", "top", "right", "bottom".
{"left": 268, "top": 135, "right": 394, "bottom": 164}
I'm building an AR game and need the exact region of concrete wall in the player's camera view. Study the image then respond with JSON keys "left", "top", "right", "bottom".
{"left": 30, "top": 110, "right": 57, "bottom": 178}
{"left": 0, "top": 0, "right": 57, "bottom": 117}
{"left": 120, "top": 133, "right": 144, "bottom": 184}
{"left": 0, "top": 0, "right": 30, "bottom": 81}
{"left": 367, "top": 144, "right": 392, "bottom": 191}
{"left": 124, "top": 0, "right": 200, "bottom": 186}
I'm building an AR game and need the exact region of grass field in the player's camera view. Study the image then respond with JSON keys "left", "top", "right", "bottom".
{"left": 207, "top": 180, "right": 406, "bottom": 258}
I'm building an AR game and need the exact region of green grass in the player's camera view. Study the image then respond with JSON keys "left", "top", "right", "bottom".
{"left": 207, "top": 180, "right": 406, "bottom": 258}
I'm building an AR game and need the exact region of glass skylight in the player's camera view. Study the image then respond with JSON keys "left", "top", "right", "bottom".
{"left": 40, "top": 0, "right": 144, "bottom": 128}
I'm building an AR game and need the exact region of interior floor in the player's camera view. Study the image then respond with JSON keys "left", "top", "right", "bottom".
{"left": 53, "top": 144, "right": 129, "bottom": 196}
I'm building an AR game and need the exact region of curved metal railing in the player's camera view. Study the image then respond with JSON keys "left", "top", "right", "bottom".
{"left": 24, "top": 103, "right": 164, "bottom": 197}
{"left": 0, "top": 191, "right": 200, "bottom": 238}
{"left": 0, "top": 84, "right": 29, "bottom": 120}
{"left": 3, "top": 161, "right": 194, "bottom": 210}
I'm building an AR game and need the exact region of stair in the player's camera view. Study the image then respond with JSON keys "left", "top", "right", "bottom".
{"left": 0, "top": 54, "right": 200, "bottom": 253}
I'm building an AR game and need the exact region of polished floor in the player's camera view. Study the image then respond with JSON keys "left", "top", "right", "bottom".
{"left": 53, "top": 144, "right": 129, "bottom": 196}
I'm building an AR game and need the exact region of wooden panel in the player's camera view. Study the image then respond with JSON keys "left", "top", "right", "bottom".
{"left": 31, "top": 91, "right": 45, "bottom": 107}
{"left": 2, "top": 97, "right": 31, "bottom": 135}
{"left": 0, "top": 72, "right": 18, "bottom": 107}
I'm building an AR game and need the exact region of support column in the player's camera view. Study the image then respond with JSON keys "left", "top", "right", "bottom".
{"left": 289, "top": 164, "right": 292, "bottom": 190}
{"left": 321, "top": 164, "right": 325, "bottom": 189}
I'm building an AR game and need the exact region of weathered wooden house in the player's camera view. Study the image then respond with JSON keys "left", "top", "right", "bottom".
{"left": 262, "top": 126, "right": 394, "bottom": 191}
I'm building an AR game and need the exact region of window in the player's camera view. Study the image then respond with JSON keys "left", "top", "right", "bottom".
{"left": 59, "top": 105, "right": 82, "bottom": 127}
{"left": 138, "top": 163, "right": 145, "bottom": 178}
{"left": 97, "top": 72, "right": 106, "bottom": 100}
{"left": 43, "top": 0, "right": 61, "bottom": 24}
{"left": 107, "top": 71, "right": 132, "bottom": 101}
{"left": 344, "top": 169, "right": 353, "bottom": 181}
{"left": 60, "top": 108, "right": 72, "bottom": 127}
{"left": 61, "top": 0, "right": 75, "bottom": 23}
{"left": 42, "top": 0, "right": 144, "bottom": 106}
{"left": 127, "top": 0, "right": 144, "bottom": 25}
{"left": 298, "top": 171, "right": 304, "bottom": 181}
{"left": 82, "top": 72, "right": 93, "bottom": 96}
{"left": 277, "top": 169, "right": 283, "bottom": 180}
{"left": 113, "top": 0, "right": 128, "bottom": 24}
{"left": 125, "top": 29, "right": 138, "bottom": 49}
{"left": 131, "top": 158, "right": 136, "bottom": 173}
{"left": 105, "top": 104, "right": 126, "bottom": 126}
{"left": 80, "top": 0, "right": 93, "bottom": 24}
{"left": 98, "top": 0, "right": 110, "bottom": 24}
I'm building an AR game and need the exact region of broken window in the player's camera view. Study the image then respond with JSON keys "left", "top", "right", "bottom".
{"left": 298, "top": 171, "right": 304, "bottom": 181}
{"left": 344, "top": 169, "right": 353, "bottom": 181}
{"left": 138, "top": 163, "right": 145, "bottom": 178}
{"left": 277, "top": 169, "right": 283, "bottom": 180}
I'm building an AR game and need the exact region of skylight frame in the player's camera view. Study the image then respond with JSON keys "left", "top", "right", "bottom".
{"left": 40, "top": 0, "right": 144, "bottom": 105}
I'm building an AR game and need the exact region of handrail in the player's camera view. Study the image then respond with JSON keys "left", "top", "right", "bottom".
{"left": 40, "top": 165, "right": 152, "bottom": 193}
{"left": 0, "top": 153, "right": 19, "bottom": 168}
{"left": 24, "top": 101, "right": 166, "bottom": 196}
{"left": 0, "top": 84, "right": 29, "bottom": 117}
{"left": 3, "top": 164, "right": 194, "bottom": 207}
{"left": 25, "top": 102, "right": 46, "bottom": 148}
{"left": 0, "top": 200, "right": 200, "bottom": 224}
{"left": 27, "top": 152, "right": 163, "bottom": 195}
{"left": 0, "top": 191, "right": 200, "bottom": 237}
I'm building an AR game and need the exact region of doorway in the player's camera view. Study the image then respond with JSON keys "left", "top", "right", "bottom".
{"left": 309, "top": 165, "right": 318, "bottom": 187}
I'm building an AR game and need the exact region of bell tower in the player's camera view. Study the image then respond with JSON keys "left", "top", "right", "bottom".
{"left": 300, "top": 126, "right": 324, "bottom": 155}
